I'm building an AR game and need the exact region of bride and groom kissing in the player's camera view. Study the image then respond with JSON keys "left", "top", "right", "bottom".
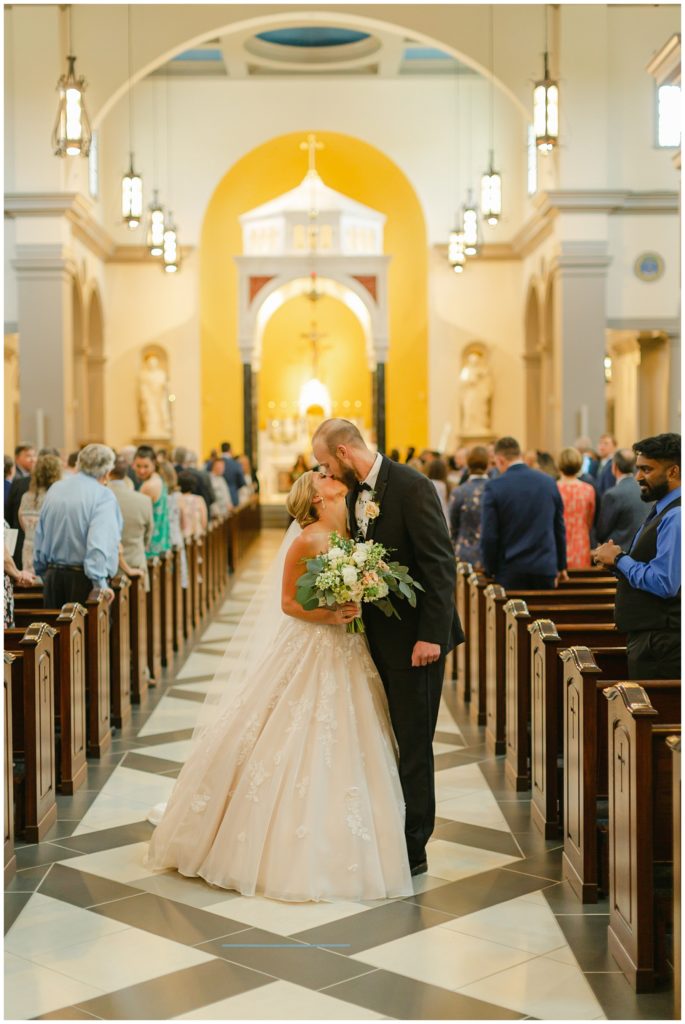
{"left": 146, "top": 419, "right": 463, "bottom": 901}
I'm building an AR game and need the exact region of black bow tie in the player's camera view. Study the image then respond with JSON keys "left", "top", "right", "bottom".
{"left": 357, "top": 482, "right": 372, "bottom": 492}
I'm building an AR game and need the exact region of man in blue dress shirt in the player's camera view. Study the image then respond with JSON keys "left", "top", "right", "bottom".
{"left": 593, "top": 432, "right": 680, "bottom": 680}
{"left": 34, "top": 444, "right": 123, "bottom": 608}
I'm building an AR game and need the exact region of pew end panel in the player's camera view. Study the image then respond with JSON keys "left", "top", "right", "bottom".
{"left": 604, "top": 682, "right": 681, "bottom": 992}
{"left": 484, "top": 584, "right": 507, "bottom": 756}
{"left": 667, "top": 735, "right": 681, "bottom": 1020}
{"left": 504, "top": 599, "right": 532, "bottom": 791}
{"left": 468, "top": 573, "right": 490, "bottom": 726}
{"left": 146, "top": 557, "right": 162, "bottom": 685}
{"left": 4, "top": 653, "right": 16, "bottom": 883}
{"left": 455, "top": 562, "right": 473, "bottom": 700}
{"left": 85, "top": 590, "right": 113, "bottom": 759}
{"left": 110, "top": 576, "right": 132, "bottom": 729}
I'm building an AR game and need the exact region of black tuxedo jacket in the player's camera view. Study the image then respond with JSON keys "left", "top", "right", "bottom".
{"left": 346, "top": 456, "right": 462, "bottom": 671}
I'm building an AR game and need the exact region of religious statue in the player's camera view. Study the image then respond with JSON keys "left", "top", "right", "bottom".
{"left": 138, "top": 352, "right": 171, "bottom": 439}
{"left": 459, "top": 346, "right": 493, "bottom": 437}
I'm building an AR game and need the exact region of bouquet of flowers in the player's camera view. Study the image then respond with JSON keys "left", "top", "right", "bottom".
{"left": 295, "top": 531, "right": 424, "bottom": 634}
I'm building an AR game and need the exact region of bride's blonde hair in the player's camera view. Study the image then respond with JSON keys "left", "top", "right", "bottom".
{"left": 286, "top": 471, "right": 319, "bottom": 528}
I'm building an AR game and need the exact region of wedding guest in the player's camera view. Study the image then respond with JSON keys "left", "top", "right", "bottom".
{"left": 18, "top": 453, "right": 63, "bottom": 575}
{"left": 389, "top": 448, "right": 401, "bottom": 463}
{"left": 4, "top": 455, "right": 14, "bottom": 505}
{"left": 108, "top": 457, "right": 153, "bottom": 589}
{"left": 132, "top": 445, "right": 170, "bottom": 557}
{"left": 404, "top": 446, "right": 416, "bottom": 464}
{"left": 209, "top": 458, "right": 232, "bottom": 517}
{"left": 14, "top": 444, "right": 36, "bottom": 479}
{"left": 449, "top": 445, "right": 489, "bottom": 565}
{"left": 33, "top": 444, "right": 122, "bottom": 607}
{"left": 537, "top": 450, "right": 561, "bottom": 481}
{"left": 452, "top": 447, "right": 470, "bottom": 486}
{"left": 574, "top": 435, "right": 600, "bottom": 480}
{"left": 220, "top": 441, "right": 246, "bottom": 507}
{"left": 480, "top": 436, "right": 567, "bottom": 589}
{"left": 238, "top": 454, "right": 258, "bottom": 499}
{"left": 6, "top": 446, "right": 60, "bottom": 568}
{"left": 486, "top": 442, "right": 500, "bottom": 479}
{"left": 596, "top": 433, "right": 618, "bottom": 498}
{"left": 4, "top": 518, "right": 36, "bottom": 628}
{"left": 427, "top": 458, "right": 449, "bottom": 521}
{"left": 178, "top": 471, "right": 208, "bottom": 539}
{"left": 119, "top": 445, "right": 140, "bottom": 490}
{"left": 173, "top": 446, "right": 214, "bottom": 514}
{"left": 557, "top": 447, "right": 596, "bottom": 569}
{"left": 523, "top": 450, "right": 539, "bottom": 469}
{"left": 596, "top": 448, "right": 649, "bottom": 549}
{"left": 158, "top": 460, "right": 188, "bottom": 589}
{"left": 65, "top": 452, "right": 80, "bottom": 475}
{"left": 204, "top": 448, "right": 219, "bottom": 472}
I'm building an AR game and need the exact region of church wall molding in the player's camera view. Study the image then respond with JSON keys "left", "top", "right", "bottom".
{"left": 12, "top": 243, "right": 79, "bottom": 281}
{"left": 5, "top": 192, "right": 115, "bottom": 263}
{"left": 607, "top": 316, "right": 680, "bottom": 340}
{"left": 550, "top": 240, "right": 612, "bottom": 278}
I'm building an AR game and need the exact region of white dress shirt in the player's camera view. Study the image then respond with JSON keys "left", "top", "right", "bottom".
{"left": 355, "top": 452, "right": 383, "bottom": 538}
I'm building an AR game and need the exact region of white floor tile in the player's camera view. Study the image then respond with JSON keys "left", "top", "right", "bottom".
{"left": 425, "top": 839, "right": 519, "bottom": 882}
{"left": 127, "top": 870, "right": 237, "bottom": 909}
{"left": 5, "top": 894, "right": 130, "bottom": 958}
{"left": 28, "top": 926, "right": 215, "bottom": 991}
{"left": 436, "top": 790, "right": 512, "bottom": 832}
{"left": 458, "top": 953, "right": 605, "bottom": 1019}
{"left": 206, "top": 894, "right": 368, "bottom": 936}
{"left": 71, "top": 792, "right": 151, "bottom": 835}
{"left": 436, "top": 703, "right": 462, "bottom": 737}
{"left": 546, "top": 944, "right": 580, "bottom": 966}
{"left": 177, "top": 979, "right": 386, "bottom": 1019}
{"left": 4, "top": 952, "right": 105, "bottom": 1019}
{"left": 442, "top": 893, "right": 569, "bottom": 954}
{"left": 433, "top": 741, "right": 463, "bottom": 756}
{"left": 176, "top": 653, "right": 228, "bottom": 680}
{"left": 64, "top": 842, "right": 153, "bottom": 883}
{"left": 352, "top": 923, "right": 535, "bottom": 991}
{"left": 137, "top": 696, "right": 203, "bottom": 736}
{"left": 134, "top": 739, "right": 194, "bottom": 763}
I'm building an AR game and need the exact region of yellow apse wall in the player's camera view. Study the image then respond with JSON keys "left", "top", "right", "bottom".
{"left": 259, "top": 294, "right": 371, "bottom": 429}
{"left": 200, "top": 131, "right": 427, "bottom": 456}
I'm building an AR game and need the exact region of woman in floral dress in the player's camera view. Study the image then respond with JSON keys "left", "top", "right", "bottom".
{"left": 557, "top": 447, "right": 596, "bottom": 569}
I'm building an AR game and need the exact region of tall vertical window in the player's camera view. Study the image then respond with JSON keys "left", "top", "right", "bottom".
{"left": 657, "top": 84, "right": 681, "bottom": 147}
{"left": 88, "top": 130, "right": 99, "bottom": 199}
{"left": 527, "top": 124, "right": 538, "bottom": 195}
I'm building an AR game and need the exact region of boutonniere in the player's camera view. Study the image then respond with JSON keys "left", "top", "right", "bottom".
{"left": 365, "top": 489, "right": 381, "bottom": 520}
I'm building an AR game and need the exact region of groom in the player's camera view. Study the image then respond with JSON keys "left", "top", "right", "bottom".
{"left": 312, "top": 419, "right": 463, "bottom": 875}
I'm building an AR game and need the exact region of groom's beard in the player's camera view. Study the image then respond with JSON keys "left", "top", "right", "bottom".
{"left": 338, "top": 467, "right": 358, "bottom": 490}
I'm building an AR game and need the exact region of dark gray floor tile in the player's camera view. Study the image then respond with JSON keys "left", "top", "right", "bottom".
{"left": 5, "top": 863, "right": 51, "bottom": 893}
{"left": 38, "top": 862, "right": 140, "bottom": 908}
{"left": 325, "top": 967, "right": 526, "bottom": 1019}
{"left": 294, "top": 899, "right": 452, "bottom": 954}
{"left": 166, "top": 687, "right": 206, "bottom": 703}
{"left": 584, "top": 970, "right": 675, "bottom": 1020}
{"left": 54, "top": 820, "right": 154, "bottom": 854}
{"left": 92, "top": 890, "right": 249, "bottom": 944}
{"left": 511, "top": 831, "right": 562, "bottom": 859}
{"left": 497, "top": 800, "right": 539, "bottom": 832}
{"left": 4, "top": 890, "right": 32, "bottom": 931}
{"left": 55, "top": 789, "right": 100, "bottom": 818}
{"left": 197, "top": 926, "right": 376, "bottom": 991}
{"left": 412, "top": 866, "right": 545, "bottom": 918}
{"left": 434, "top": 750, "right": 488, "bottom": 770}
{"left": 166, "top": 674, "right": 213, "bottom": 684}
{"left": 127, "top": 727, "right": 194, "bottom": 746}
{"left": 15, "top": 842, "right": 83, "bottom": 870}
{"left": 433, "top": 729, "right": 463, "bottom": 745}
{"left": 555, "top": 913, "right": 619, "bottom": 971}
{"left": 121, "top": 751, "right": 183, "bottom": 774}
{"left": 504, "top": 845, "right": 564, "bottom": 882}
{"left": 32, "top": 1006, "right": 101, "bottom": 1019}
{"left": 432, "top": 819, "right": 522, "bottom": 858}
{"left": 192, "top": 646, "right": 224, "bottom": 657}
{"left": 41, "top": 819, "right": 89, "bottom": 842}
{"left": 73, "top": 956, "right": 272, "bottom": 1020}
{"left": 540, "top": 880, "right": 611, "bottom": 916}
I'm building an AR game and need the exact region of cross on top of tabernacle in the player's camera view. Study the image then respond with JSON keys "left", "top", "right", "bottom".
{"left": 300, "top": 133, "right": 324, "bottom": 174}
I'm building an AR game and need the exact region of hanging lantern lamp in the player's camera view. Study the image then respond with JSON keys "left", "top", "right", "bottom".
{"left": 146, "top": 191, "right": 165, "bottom": 256}
{"left": 448, "top": 228, "right": 466, "bottom": 273}
{"left": 53, "top": 50, "right": 92, "bottom": 157}
{"left": 163, "top": 214, "right": 179, "bottom": 273}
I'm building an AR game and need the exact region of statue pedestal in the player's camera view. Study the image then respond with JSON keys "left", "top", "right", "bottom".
{"left": 133, "top": 435, "right": 173, "bottom": 450}
{"left": 459, "top": 433, "right": 495, "bottom": 447}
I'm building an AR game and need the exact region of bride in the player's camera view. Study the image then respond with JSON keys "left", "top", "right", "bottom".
{"left": 145, "top": 470, "right": 413, "bottom": 902}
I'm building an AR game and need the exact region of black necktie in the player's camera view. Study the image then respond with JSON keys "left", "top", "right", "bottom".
{"left": 643, "top": 503, "right": 658, "bottom": 524}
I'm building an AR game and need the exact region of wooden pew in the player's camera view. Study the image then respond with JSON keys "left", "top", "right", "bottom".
{"left": 13, "top": 603, "right": 88, "bottom": 794}
{"left": 159, "top": 550, "right": 174, "bottom": 669}
{"left": 172, "top": 546, "right": 185, "bottom": 654}
{"left": 529, "top": 619, "right": 626, "bottom": 838}
{"left": 4, "top": 623, "right": 58, "bottom": 842}
{"left": 4, "top": 653, "right": 16, "bottom": 883}
{"left": 110, "top": 575, "right": 132, "bottom": 729}
{"left": 604, "top": 682, "right": 681, "bottom": 992}
{"left": 146, "top": 556, "right": 162, "bottom": 685}
{"left": 560, "top": 645, "right": 629, "bottom": 902}
{"left": 483, "top": 585, "right": 610, "bottom": 761}
{"left": 455, "top": 562, "right": 473, "bottom": 699}
{"left": 85, "top": 590, "right": 113, "bottom": 758}
{"left": 185, "top": 537, "right": 200, "bottom": 631}
{"left": 128, "top": 573, "right": 148, "bottom": 703}
{"left": 501, "top": 594, "right": 616, "bottom": 790}
{"left": 197, "top": 533, "right": 207, "bottom": 620}
{"left": 667, "top": 734, "right": 681, "bottom": 1019}
{"left": 468, "top": 572, "right": 489, "bottom": 725}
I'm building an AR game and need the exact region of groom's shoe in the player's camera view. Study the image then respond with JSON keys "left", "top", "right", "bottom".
{"left": 410, "top": 859, "right": 428, "bottom": 877}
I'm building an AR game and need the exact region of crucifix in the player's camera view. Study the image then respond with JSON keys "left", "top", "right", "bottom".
{"left": 299, "top": 132, "right": 324, "bottom": 174}
{"left": 301, "top": 321, "right": 329, "bottom": 378}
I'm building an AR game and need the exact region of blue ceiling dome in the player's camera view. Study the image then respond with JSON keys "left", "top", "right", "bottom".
{"left": 255, "top": 28, "right": 371, "bottom": 48}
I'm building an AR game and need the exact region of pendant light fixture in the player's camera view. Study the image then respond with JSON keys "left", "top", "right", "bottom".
{"left": 52, "top": 6, "right": 92, "bottom": 157}
{"left": 533, "top": 5, "right": 559, "bottom": 153}
{"left": 121, "top": 6, "right": 143, "bottom": 228}
{"left": 161, "top": 75, "right": 180, "bottom": 274}
{"left": 146, "top": 82, "right": 166, "bottom": 256}
{"left": 447, "top": 67, "right": 467, "bottom": 273}
{"left": 462, "top": 80, "right": 480, "bottom": 256}
{"left": 481, "top": 5, "right": 502, "bottom": 225}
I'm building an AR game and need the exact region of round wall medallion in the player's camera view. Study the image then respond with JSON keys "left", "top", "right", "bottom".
{"left": 634, "top": 252, "right": 665, "bottom": 282}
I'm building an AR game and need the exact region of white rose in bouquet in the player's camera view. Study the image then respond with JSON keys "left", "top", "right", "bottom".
{"left": 341, "top": 564, "right": 359, "bottom": 586}
{"left": 327, "top": 547, "right": 346, "bottom": 563}
{"left": 352, "top": 544, "right": 369, "bottom": 567}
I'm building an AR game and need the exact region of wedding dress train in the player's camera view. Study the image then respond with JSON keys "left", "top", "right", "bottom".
{"left": 145, "top": 614, "right": 413, "bottom": 902}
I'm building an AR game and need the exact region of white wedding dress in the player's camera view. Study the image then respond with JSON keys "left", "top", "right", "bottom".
{"left": 145, "top": 526, "right": 413, "bottom": 903}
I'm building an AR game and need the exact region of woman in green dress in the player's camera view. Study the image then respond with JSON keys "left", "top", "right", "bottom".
{"left": 131, "top": 445, "right": 171, "bottom": 556}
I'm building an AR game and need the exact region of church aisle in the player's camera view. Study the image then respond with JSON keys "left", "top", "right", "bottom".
{"left": 4, "top": 532, "right": 674, "bottom": 1021}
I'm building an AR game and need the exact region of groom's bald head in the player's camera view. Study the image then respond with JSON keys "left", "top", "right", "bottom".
{"left": 312, "top": 419, "right": 367, "bottom": 454}
{"left": 312, "top": 419, "right": 374, "bottom": 486}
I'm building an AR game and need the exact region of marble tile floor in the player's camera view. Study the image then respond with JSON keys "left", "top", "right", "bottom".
{"left": 4, "top": 530, "right": 676, "bottom": 1021}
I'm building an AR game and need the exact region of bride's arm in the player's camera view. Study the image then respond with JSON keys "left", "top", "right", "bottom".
{"left": 281, "top": 535, "right": 358, "bottom": 626}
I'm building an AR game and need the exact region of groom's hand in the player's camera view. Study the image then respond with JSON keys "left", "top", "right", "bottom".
{"left": 412, "top": 641, "right": 441, "bottom": 667}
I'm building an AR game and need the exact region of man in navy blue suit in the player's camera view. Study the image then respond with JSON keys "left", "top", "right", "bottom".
{"left": 480, "top": 436, "right": 568, "bottom": 590}
{"left": 220, "top": 442, "right": 246, "bottom": 507}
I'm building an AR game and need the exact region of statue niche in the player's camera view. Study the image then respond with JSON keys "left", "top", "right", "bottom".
{"left": 459, "top": 343, "right": 493, "bottom": 440}
{"left": 138, "top": 347, "right": 172, "bottom": 442}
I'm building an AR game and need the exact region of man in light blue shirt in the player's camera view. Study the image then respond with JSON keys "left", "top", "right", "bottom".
{"left": 34, "top": 444, "right": 122, "bottom": 608}
{"left": 593, "top": 432, "right": 680, "bottom": 679}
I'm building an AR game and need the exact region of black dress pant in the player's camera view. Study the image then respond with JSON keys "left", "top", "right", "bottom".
{"left": 369, "top": 646, "right": 445, "bottom": 865}
{"left": 497, "top": 571, "right": 556, "bottom": 590}
{"left": 627, "top": 629, "right": 680, "bottom": 680}
{"left": 44, "top": 567, "right": 92, "bottom": 609}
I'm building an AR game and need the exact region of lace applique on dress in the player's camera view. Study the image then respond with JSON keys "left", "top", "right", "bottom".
{"left": 295, "top": 825, "right": 310, "bottom": 839}
{"left": 296, "top": 776, "right": 309, "bottom": 798}
{"left": 190, "top": 790, "right": 211, "bottom": 813}
{"left": 316, "top": 673, "right": 339, "bottom": 768}
{"left": 245, "top": 761, "right": 271, "bottom": 803}
{"left": 286, "top": 696, "right": 313, "bottom": 734}
{"left": 236, "top": 713, "right": 262, "bottom": 765}
{"left": 345, "top": 786, "right": 371, "bottom": 841}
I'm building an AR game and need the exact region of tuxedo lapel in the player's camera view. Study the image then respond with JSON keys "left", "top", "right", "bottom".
{"left": 346, "top": 489, "right": 359, "bottom": 539}
{"left": 365, "top": 457, "right": 391, "bottom": 541}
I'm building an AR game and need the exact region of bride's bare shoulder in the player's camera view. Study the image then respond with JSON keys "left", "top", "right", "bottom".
{"left": 287, "top": 526, "right": 329, "bottom": 561}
